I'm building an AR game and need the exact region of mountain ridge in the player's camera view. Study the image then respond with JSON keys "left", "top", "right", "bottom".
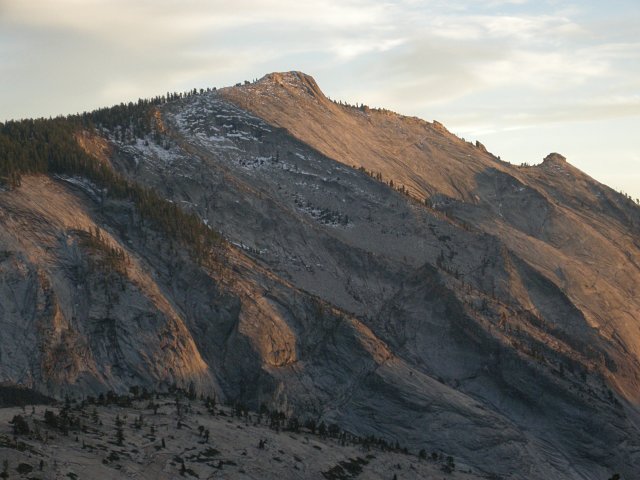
{"left": 0, "top": 71, "right": 638, "bottom": 479}
{"left": 223, "top": 72, "right": 640, "bottom": 402}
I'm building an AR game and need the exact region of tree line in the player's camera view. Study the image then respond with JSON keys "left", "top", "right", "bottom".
{"left": 0, "top": 90, "right": 222, "bottom": 265}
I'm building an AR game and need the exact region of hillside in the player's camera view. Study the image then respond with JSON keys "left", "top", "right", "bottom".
{"left": 224, "top": 72, "right": 640, "bottom": 402}
{"left": 0, "top": 393, "right": 482, "bottom": 480}
{"left": 0, "top": 72, "right": 638, "bottom": 479}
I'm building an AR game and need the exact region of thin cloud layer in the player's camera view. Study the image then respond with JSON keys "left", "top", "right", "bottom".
{"left": 0, "top": 0, "right": 638, "bottom": 196}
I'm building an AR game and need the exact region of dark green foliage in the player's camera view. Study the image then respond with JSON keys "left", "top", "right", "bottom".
{"left": 95, "top": 390, "right": 133, "bottom": 407}
{"left": 78, "top": 227, "right": 129, "bottom": 275}
{"left": 203, "top": 395, "right": 216, "bottom": 415}
{"left": 133, "top": 414, "right": 144, "bottom": 429}
{"left": 0, "top": 117, "right": 106, "bottom": 188}
{"left": 116, "top": 425, "right": 124, "bottom": 446}
{"left": 268, "top": 410, "right": 286, "bottom": 431}
{"left": 43, "top": 410, "right": 58, "bottom": 429}
{"left": 88, "top": 98, "right": 157, "bottom": 140}
{"left": 0, "top": 87, "right": 205, "bottom": 188}
{"left": 286, "top": 416, "right": 300, "bottom": 433}
{"left": 0, "top": 102, "right": 223, "bottom": 266}
{"left": 10, "top": 415, "right": 29, "bottom": 435}
{"left": 305, "top": 418, "right": 317, "bottom": 434}
{"left": 328, "top": 423, "right": 341, "bottom": 438}
{"left": 16, "top": 463, "right": 33, "bottom": 475}
{"left": 58, "top": 402, "right": 72, "bottom": 435}
{"left": 41, "top": 405, "right": 80, "bottom": 436}
{"left": 442, "top": 455, "right": 455, "bottom": 473}
{"left": 0, "top": 385, "right": 53, "bottom": 407}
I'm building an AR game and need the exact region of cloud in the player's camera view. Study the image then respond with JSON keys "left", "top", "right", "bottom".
{"left": 426, "top": 13, "right": 583, "bottom": 42}
{"left": 446, "top": 96, "right": 640, "bottom": 138}
{"left": 0, "top": 0, "right": 404, "bottom": 117}
{"left": 1, "top": 0, "right": 390, "bottom": 40}
{"left": 0, "top": 0, "right": 638, "bottom": 196}
{"left": 2, "top": 1, "right": 636, "bottom": 115}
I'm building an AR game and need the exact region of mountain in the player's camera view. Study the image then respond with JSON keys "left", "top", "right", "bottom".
{"left": 1, "top": 71, "right": 639, "bottom": 479}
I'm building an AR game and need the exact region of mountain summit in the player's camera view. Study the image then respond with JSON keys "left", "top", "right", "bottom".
{"left": 257, "top": 71, "right": 327, "bottom": 99}
{"left": 0, "top": 72, "right": 638, "bottom": 479}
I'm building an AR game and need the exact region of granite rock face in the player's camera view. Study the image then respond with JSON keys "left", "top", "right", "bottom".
{"left": 1, "top": 72, "right": 639, "bottom": 479}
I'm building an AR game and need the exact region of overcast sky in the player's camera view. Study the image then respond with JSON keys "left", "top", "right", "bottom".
{"left": 1, "top": 0, "right": 639, "bottom": 198}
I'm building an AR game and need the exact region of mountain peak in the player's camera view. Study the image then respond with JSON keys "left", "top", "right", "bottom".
{"left": 2, "top": 70, "right": 640, "bottom": 480}
{"left": 256, "top": 71, "right": 326, "bottom": 99}
{"left": 542, "top": 152, "right": 567, "bottom": 164}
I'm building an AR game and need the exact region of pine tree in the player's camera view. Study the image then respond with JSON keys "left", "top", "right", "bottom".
{"left": 115, "top": 415, "right": 124, "bottom": 446}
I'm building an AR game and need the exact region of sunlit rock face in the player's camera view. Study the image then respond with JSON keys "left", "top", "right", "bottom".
{"left": 1, "top": 72, "right": 639, "bottom": 479}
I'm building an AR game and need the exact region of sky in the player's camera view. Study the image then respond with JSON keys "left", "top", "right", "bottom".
{"left": 1, "top": 0, "right": 639, "bottom": 199}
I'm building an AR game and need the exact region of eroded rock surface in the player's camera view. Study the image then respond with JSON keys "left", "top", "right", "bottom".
{"left": 1, "top": 72, "right": 639, "bottom": 479}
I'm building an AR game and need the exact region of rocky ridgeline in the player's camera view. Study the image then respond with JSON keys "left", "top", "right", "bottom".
{"left": 0, "top": 72, "right": 637, "bottom": 479}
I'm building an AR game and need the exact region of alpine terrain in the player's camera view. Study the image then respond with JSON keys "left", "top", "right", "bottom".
{"left": 0, "top": 71, "right": 638, "bottom": 479}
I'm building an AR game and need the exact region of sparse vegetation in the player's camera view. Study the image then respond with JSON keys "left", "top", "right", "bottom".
{"left": 0, "top": 96, "right": 224, "bottom": 266}
{"left": 0, "top": 73, "right": 637, "bottom": 480}
{"left": 77, "top": 227, "right": 130, "bottom": 276}
{"left": 0, "top": 392, "right": 461, "bottom": 480}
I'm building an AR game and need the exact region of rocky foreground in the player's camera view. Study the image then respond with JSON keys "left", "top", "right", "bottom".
{"left": 0, "top": 391, "right": 479, "bottom": 480}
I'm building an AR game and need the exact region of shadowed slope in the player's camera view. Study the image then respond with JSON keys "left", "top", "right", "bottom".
{"left": 223, "top": 71, "right": 640, "bottom": 405}
{"left": 0, "top": 176, "right": 214, "bottom": 395}
{"left": 222, "top": 71, "right": 504, "bottom": 202}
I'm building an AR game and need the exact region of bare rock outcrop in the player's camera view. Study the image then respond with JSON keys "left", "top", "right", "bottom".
{"left": 1, "top": 72, "right": 638, "bottom": 479}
